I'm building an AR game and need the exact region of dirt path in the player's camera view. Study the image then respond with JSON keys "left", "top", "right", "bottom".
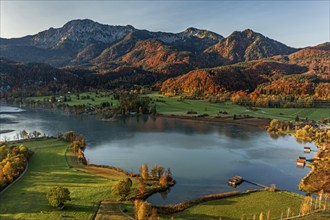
{"left": 94, "top": 201, "right": 133, "bottom": 220}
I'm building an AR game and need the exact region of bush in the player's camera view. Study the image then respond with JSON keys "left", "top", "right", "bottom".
{"left": 46, "top": 186, "right": 71, "bottom": 208}
{"left": 112, "top": 178, "right": 132, "bottom": 200}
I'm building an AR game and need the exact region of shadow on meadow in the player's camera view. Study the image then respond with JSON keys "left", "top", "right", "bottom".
{"left": 0, "top": 189, "right": 95, "bottom": 215}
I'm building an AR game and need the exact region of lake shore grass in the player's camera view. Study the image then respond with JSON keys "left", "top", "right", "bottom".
{"left": 145, "top": 93, "right": 329, "bottom": 121}
{"left": 0, "top": 138, "right": 127, "bottom": 220}
{"left": 26, "top": 92, "right": 329, "bottom": 122}
{"left": 160, "top": 191, "right": 304, "bottom": 220}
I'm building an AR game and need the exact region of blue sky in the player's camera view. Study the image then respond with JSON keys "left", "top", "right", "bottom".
{"left": 0, "top": 0, "right": 329, "bottom": 48}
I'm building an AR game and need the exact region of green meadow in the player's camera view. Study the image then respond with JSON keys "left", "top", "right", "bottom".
{"left": 161, "top": 191, "right": 304, "bottom": 220}
{"left": 0, "top": 138, "right": 125, "bottom": 220}
{"left": 145, "top": 93, "right": 329, "bottom": 121}
{"left": 27, "top": 92, "right": 328, "bottom": 121}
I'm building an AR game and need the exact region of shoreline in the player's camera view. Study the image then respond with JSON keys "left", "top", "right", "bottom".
{"left": 0, "top": 129, "right": 15, "bottom": 134}
{"left": 157, "top": 113, "right": 271, "bottom": 129}
{"left": 298, "top": 142, "right": 330, "bottom": 194}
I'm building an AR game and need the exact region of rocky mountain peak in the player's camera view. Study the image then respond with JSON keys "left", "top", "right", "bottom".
{"left": 182, "top": 27, "right": 223, "bottom": 40}
{"left": 31, "top": 19, "right": 136, "bottom": 49}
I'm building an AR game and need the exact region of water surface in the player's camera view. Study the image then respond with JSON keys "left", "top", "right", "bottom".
{"left": 0, "top": 105, "right": 313, "bottom": 205}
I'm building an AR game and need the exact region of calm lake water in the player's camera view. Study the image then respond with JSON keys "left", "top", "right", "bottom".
{"left": 0, "top": 105, "right": 313, "bottom": 205}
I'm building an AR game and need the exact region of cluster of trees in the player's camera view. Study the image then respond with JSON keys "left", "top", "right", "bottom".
{"left": 2, "top": 130, "right": 44, "bottom": 143}
{"left": 118, "top": 92, "right": 154, "bottom": 115}
{"left": 60, "top": 131, "right": 87, "bottom": 165}
{"left": 230, "top": 78, "right": 330, "bottom": 108}
{"left": 111, "top": 163, "right": 174, "bottom": 201}
{"left": 266, "top": 119, "right": 294, "bottom": 133}
{"left": 140, "top": 163, "right": 173, "bottom": 187}
{"left": 295, "top": 125, "right": 330, "bottom": 143}
{"left": 0, "top": 144, "right": 32, "bottom": 190}
{"left": 140, "top": 163, "right": 173, "bottom": 190}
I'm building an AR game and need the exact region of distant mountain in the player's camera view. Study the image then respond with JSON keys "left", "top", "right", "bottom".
{"left": 0, "top": 19, "right": 222, "bottom": 69}
{"left": 0, "top": 19, "right": 135, "bottom": 66}
{"left": 203, "top": 29, "right": 297, "bottom": 65}
{"left": 1, "top": 19, "right": 299, "bottom": 75}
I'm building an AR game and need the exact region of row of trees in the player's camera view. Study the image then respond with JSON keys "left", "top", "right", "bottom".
{"left": 231, "top": 91, "right": 329, "bottom": 108}
{"left": 2, "top": 130, "right": 45, "bottom": 143}
{"left": 111, "top": 163, "right": 174, "bottom": 199}
{"left": 60, "top": 131, "right": 87, "bottom": 165}
{"left": 140, "top": 163, "right": 173, "bottom": 186}
{"left": 0, "top": 144, "right": 32, "bottom": 190}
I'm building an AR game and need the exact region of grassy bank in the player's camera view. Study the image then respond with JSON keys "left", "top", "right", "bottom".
{"left": 27, "top": 92, "right": 119, "bottom": 107}
{"left": 0, "top": 138, "right": 126, "bottom": 220}
{"left": 161, "top": 191, "right": 303, "bottom": 220}
{"left": 146, "top": 93, "right": 328, "bottom": 121}
{"left": 27, "top": 92, "right": 328, "bottom": 121}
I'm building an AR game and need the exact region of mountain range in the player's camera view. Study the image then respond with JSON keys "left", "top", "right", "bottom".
{"left": 1, "top": 19, "right": 296, "bottom": 73}
{"left": 0, "top": 19, "right": 329, "bottom": 103}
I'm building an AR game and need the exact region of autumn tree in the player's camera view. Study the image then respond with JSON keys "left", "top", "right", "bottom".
{"left": 157, "top": 166, "right": 164, "bottom": 179}
{"left": 32, "top": 130, "right": 41, "bottom": 138}
{"left": 138, "top": 178, "right": 146, "bottom": 194}
{"left": 46, "top": 186, "right": 71, "bottom": 209}
{"left": 20, "top": 130, "right": 29, "bottom": 139}
{"left": 137, "top": 201, "right": 152, "bottom": 220}
{"left": 300, "top": 196, "right": 312, "bottom": 215}
{"left": 140, "top": 163, "right": 149, "bottom": 180}
{"left": 2, "top": 161, "right": 15, "bottom": 182}
{"left": 63, "top": 131, "right": 75, "bottom": 142}
{"left": 112, "top": 178, "right": 132, "bottom": 200}
{"left": 159, "top": 174, "right": 170, "bottom": 187}
{"left": 150, "top": 165, "right": 158, "bottom": 179}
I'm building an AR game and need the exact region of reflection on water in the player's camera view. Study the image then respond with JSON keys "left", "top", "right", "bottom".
{"left": 0, "top": 105, "right": 313, "bottom": 205}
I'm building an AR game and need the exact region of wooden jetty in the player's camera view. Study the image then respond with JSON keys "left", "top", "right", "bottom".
{"left": 228, "top": 176, "right": 268, "bottom": 189}
{"left": 228, "top": 176, "right": 243, "bottom": 187}
{"left": 243, "top": 180, "right": 268, "bottom": 189}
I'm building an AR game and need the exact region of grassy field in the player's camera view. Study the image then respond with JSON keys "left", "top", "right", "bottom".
{"left": 161, "top": 191, "right": 304, "bottom": 220}
{"left": 27, "top": 92, "right": 329, "bottom": 121}
{"left": 146, "top": 93, "right": 329, "bottom": 121}
{"left": 27, "top": 92, "right": 119, "bottom": 107}
{"left": 0, "top": 138, "right": 126, "bottom": 220}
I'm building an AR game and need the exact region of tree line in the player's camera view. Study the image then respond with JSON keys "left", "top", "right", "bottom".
{"left": 0, "top": 144, "right": 32, "bottom": 190}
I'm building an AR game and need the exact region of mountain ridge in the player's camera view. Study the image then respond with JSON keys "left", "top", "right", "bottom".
{"left": 1, "top": 19, "right": 296, "bottom": 72}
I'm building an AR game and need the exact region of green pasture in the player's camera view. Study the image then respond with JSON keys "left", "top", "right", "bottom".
{"left": 0, "top": 139, "right": 124, "bottom": 219}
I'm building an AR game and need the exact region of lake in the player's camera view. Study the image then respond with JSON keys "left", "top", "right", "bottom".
{"left": 0, "top": 105, "right": 313, "bottom": 205}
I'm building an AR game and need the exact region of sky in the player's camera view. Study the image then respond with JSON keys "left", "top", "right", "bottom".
{"left": 0, "top": 0, "right": 329, "bottom": 48}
